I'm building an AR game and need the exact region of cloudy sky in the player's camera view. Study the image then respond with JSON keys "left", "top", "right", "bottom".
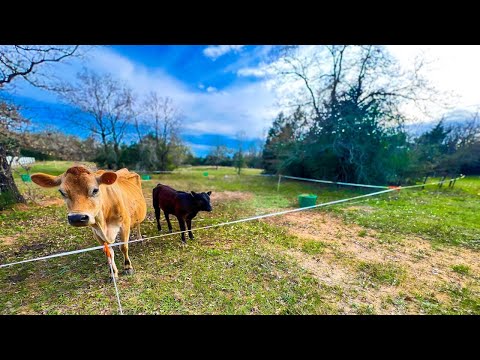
{"left": 6, "top": 45, "right": 480, "bottom": 156}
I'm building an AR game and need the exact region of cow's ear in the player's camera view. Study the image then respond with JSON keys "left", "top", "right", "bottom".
{"left": 207, "top": 191, "right": 212, "bottom": 196}
{"left": 97, "top": 172, "right": 117, "bottom": 185}
{"left": 190, "top": 191, "right": 197, "bottom": 197}
{"left": 31, "top": 173, "right": 62, "bottom": 188}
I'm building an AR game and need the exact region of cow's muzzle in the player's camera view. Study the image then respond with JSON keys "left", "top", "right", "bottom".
{"left": 68, "top": 213, "right": 90, "bottom": 227}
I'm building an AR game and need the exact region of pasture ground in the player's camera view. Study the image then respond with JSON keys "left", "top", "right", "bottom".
{"left": 1, "top": 161, "right": 479, "bottom": 314}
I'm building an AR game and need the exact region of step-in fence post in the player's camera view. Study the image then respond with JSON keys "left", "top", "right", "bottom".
{"left": 422, "top": 175, "right": 428, "bottom": 190}
{"left": 439, "top": 175, "right": 446, "bottom": 188}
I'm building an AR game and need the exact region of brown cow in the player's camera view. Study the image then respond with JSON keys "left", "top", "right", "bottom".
{"left": 31, "top": 165, "right": 147, "bottom": 279}
{"left": 153, "top": 183, "right": 212, "bottom": 244}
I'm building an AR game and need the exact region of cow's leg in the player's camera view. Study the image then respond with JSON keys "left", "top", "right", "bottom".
{"left": 154, "top": 205, "right": 162, "bottom": 232}
{"left": 136, "top": 223, "right": 145, "bottom": 247}
{"left": 107, "top": 246, "right": 119, "bottom": 280}
{"left": 177, "top": 216, "right": 187, "bottom": 244}
{"left": 119, "top": 225, "right": 134, "bottom": 275}
{"left": 92, "top": 229, "right": 118, "bottom": 280}
{"left": 164, "top": 212, "right": 173, "bottom": 233}
{"left": 186, "top": 215, "right": 195, "bottom": 240}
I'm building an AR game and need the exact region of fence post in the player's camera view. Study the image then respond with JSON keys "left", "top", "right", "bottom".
{"left": 451, "top": 176, "right": 457, "bottom": 188}
{"left": 277, "top": 174, "right": 282, "bottom": 192}
{"left": 422, "top": 175, "right": 428, "bottom": 190}
{"left": 439, "top": 175, "right": 446, "bottom": 188}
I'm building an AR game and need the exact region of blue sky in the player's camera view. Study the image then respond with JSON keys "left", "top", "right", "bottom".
{"left": 5, "top": 45, "right": 480, "bottom": 156}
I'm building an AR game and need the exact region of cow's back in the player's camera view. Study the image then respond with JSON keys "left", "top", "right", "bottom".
{"left": 153, "top": 183, "right": 178, "bottom": 214}
{"left": 98, "top": 168, "right": 147, "bottom": 226}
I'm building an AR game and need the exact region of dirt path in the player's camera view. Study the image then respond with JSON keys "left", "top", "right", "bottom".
{"left": 262, "top": 210, "right": 480, "bottom": 314}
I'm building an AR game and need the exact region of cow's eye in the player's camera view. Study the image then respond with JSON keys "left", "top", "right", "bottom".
{"left": 92, "top": 188, "right": 99, "bottom": 196}
{"left": 59, "top": 190, "right": 67, "bottom": 198}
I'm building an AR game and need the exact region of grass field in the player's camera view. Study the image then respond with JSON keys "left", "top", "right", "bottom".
{"left": 1, "top": 161, "right": 479, "bottom": 314}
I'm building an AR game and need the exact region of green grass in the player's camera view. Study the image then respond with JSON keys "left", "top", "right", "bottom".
{"left": 1, "top": 162, "right": 480, "bottom": 314}
{"left": 336, "top": 177, "right": 480, "bottom": 249}
{"left": 416, "top": 284, "right": 480, "bottom": 315}
{"left": 358, "top": 230, "right": 368, "bottom": 237}
{"left": 358, "top": 261, "right": 407, "bottom": 286}
{"left": 451, "top": 264, "right": 471, "bottom": 275}
{"left": 302, "top": 240, "right": 326, "bottom": 255}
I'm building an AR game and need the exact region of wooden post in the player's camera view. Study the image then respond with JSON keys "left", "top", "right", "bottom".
{"left": 277, "top": 174, "right": 282, "bottom": 192}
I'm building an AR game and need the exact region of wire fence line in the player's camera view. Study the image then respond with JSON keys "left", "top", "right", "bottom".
{"left": 0, "top": 175, "right": 464, "bottom": 270}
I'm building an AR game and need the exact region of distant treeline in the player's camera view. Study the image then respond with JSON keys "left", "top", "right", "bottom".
{"left": 262, "top": 108, "right": 480, "bottom": 185}
{"left": 12, "top": 128, "right": 263, "bottom": 171}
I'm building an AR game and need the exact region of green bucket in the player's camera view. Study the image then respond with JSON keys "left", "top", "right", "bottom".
{"left": 203, "top": 172, "right": 209, "bottom": 177}
{"left": 141, "top": 175, "right": 151, "bottom": 180}
{"left": 21, "top": 174, "right": 32, "bottom": 182}
{"left": 298, "top": 194, "right": 317, "bottom": 208}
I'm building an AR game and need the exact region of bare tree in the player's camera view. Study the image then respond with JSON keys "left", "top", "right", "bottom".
{"left": 60, "top": 69, "right": 135, "bottom": 169}
{"left": 208, "top": 138, "right": 231, "bottom": 170}
{"left": 0, "top": 45, "right": 79, "bottom": 206}
{"left": 271, "top": 45, "right": 441, "bottom": 126}
{"left": 446, "top": 112, "right": 480, "bottom": 150}
{"left": 0, "top": 45, "right": 79, "bottom": 90}
{"left": 142, "top": 92, "right": 183, "bottom": 171}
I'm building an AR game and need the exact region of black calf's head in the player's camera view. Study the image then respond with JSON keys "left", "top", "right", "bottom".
{"left": 191, "top": 191, "right": 213, "bottom": 212}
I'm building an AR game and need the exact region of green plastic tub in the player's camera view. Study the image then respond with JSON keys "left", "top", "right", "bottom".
{"left": 203, "top": 172, "right": 209, "bottom": 177}
{"left": 298, "top": 194, "right": 317, "bottom": 208}
{"left": 141, "top": 175, "right": 151, "bottom": 180}
{"left": 21, "top": 174, "right": 32, "bottom": 182}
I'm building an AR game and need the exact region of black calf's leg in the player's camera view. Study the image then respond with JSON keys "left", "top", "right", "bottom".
{"left": 154, "top": 206, "right": 161, "bottom": 232}
{"left": 186, "top": 215, "right": 195, "bottom": 240}
{"left": 177, "top": 217, "right": 187, "bottom": 243}
{"left": 165, "top": 213, "right": 173, "bottom": 233}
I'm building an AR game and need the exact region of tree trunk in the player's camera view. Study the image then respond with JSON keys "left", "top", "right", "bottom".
{"left": 0, "top": 144, "right": 25, "bottom": 206}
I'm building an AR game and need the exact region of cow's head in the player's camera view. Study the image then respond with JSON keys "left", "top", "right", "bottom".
{"left": 190, "top": 191, "right": 213, "bottom": 212}
{"left": 31, "top": 166, "right": 117, "bottom": 227}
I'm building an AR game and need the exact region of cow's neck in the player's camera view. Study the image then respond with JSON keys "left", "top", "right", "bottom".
{"left": 91, "top": 211, "right": 109, "bottom": 243}
{"left": 91, "top": 210, "right": 121, "bottom": 244}
{"left": 90, "top": 188, "right": 124, "bottom": 244}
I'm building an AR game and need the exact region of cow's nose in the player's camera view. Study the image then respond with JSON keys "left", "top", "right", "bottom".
{"left": 68, "top": 214, "right": 90, "bottom": 227}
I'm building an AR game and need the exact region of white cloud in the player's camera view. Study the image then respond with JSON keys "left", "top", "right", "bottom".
{"left": 387, "top": 45, "right": 480, "bottom": 121}
{"left": 198, "top": 83, "right": 205, "bottom": 89}
{"left": 203, "top": 45, "right": 245, "bottom": 60}
{"left": 237, "top": 66, "right": 268, "bottom": 78}
{"left": 206, "top": 86, "right": 217, "bottom": 93}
